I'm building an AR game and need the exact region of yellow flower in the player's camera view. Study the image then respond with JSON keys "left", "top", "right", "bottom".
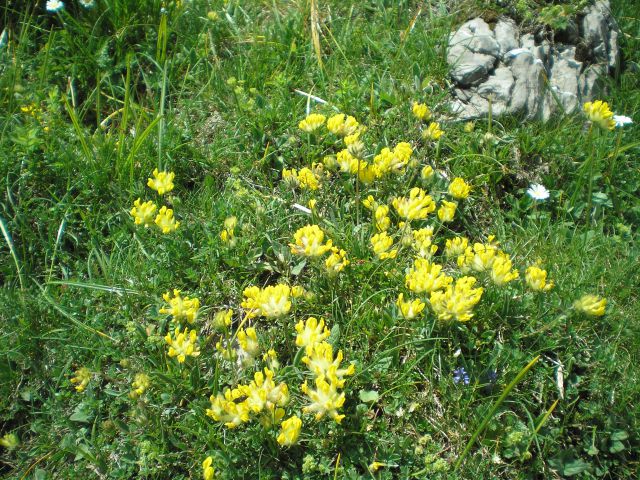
{"left": 302, "top": 342, "right": 355, "bottom": 384}
{"left": 325, "top": 247, "right": 350, "bottom": 275}
{"left": 430, "top": 276, "right": 484, "bottom": 322}
{"left": 322, "top": 155, "right": 337, "bottom": 170}
{"left": 412, "top": 227, "right": 436, "bottom": 258}
{"left": 372, "top": 147, "right": 394, "bottom": 177}
{"left": 155, "top": 206, "right": 179, "bottom": 233}
{"left": 374, "top": 205, "right": 391, "bottom": 232}
{"left": 290, "top": 224, "right": 333, "bottom": 257}
{"left": 282, "top": 168, "right": 299, "bottom": 187}
{"left": 263, "top": 349, "right": 280, "bottom": 370}
{"left": 392, "top": 187, "right": 436, "bottom": 221}
{"left": 405, "top": 258, "right": 452, "bottom": 294}
{"left": 490, "top": 253, "right": 519, "bottom": 286}
{"left": 464, "top": 121, "right": 475, "bottom": 132}
{"left": 277, "top": 415, "right": 302, "bottom": 446}
{"left": 299, "top": 113, "right": 326, "bottom": 132}
{"left": 370, "top": 232, "right": 397, "bottom": 260}
{"left": 448, "top": 177, "right": 471, "bottom": 199}
{"left": 147, "top": 168, "right": 175, "bottom": 195}
{"left": 160, "top": 289, "right": 200, "bottom": 323}
{"left": 237, "top": 327, "right": 260, "bottom": 357}
{"left": 203, "top": 456, "right": 215, "bottom": 480}
{"left": 525, "top": 265, "right": 554, "bottom": 292}
{"left": 0, "top": 433, "right": 19, "bottom": 450}
{"left": 213, "top": 309, "right": 233, "bottom": 330}
{"left": 70, "top": 367, "right": 91, "bottom": 392}
{"left": 336, "top": 149, "right": 359, "bottom": 174}
{"left": 437, "top": 200, "right": 457, "bottom": 222}
{"left": 457, "top": 242, "right": 499, "bottom": 273}
{"left": 129, "top": 373, "right": 151, "bottom": 399}
{"left": 421, "top": 165, "right": 434, "bottom": 180}
{"left": 412, "top": 102, "right": 431, "bottom": 121}
{"left": 393, "top": 142, "right": 413, "bottom": 165}
{"left": 583, "top": 100, "right": 615, "bottom": 131}
{"left": 297, "top": 167, "right": 321, "bottom": 190}
{"left": 396, "top": 293, "right": 426, "bottom": 320}
{"left": 291, "top": 285, "right": 306, "bottom": 298}
{"left": 327, "top": 113, "right": 359, "bottom": 137}
{"left": 369, "top": 461, "right": 387, "bottom": 473}
{"left": 207, "top": 388, "right": 251, "bottom": 428}
{"left": 445, "top": 236, "right": 468, "bottom": 257}
{"left": 423, "top": 122, "right": 443, "bottom": 140}
{"left": 301, "top": 376, "right": 347, "bottom": 423}
{"left": 573, "top": 294, "right": 607, "bottom": 316}
{"left": 165, "top": 327, "right": 201, "bottom": 362}
{"left": 357, "top": 162, "right": 377, "bottom": 184}
{"left": 259, "top": 284, "right": 293, "bottom": 318}
{"left": 295, "top": 317, "right": 330, "bottom": 348}
{"left": 362, "top": 195, "right": 378, "bottom": 211}
{"left": 130, "top": 198, "right": 157, "bottom": 227}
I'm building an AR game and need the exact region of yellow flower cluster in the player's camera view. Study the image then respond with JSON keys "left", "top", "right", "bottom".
{"left": 207, "top": 367, "right": 289, "bottom": 428}
{"left": 299, "top": 318, "right": 354, "bottom": 424}
{"left": 165, "top": 327, "right": 201, "bottom": 363}
{"left": 525, "top": 265, "right": 554, "bottom": 292}
{"left": 241, "top": 284, "right": 292, "bottom": 319}
{"left": 396, "top": 293, "right": 426, "bottom": 320}
{"left": 448, "top": 177, "right": 471, "bottom": 199}
{"left": 290, "top": 224, "right": 333, "bottom": 257}
{"left": 277, "top": 415, "right": 302, "bottom": 446}
{"left": 430, "top": 276, "right": 484, "bottom": 322}
{"left": 392, "top": 187, "right": 436, "bottom": 221}
{"left": 573, "top": 294, "right": 607, "bottom": 316}
{"left": 282, "top": 165, "right": 323, "bottom": 190}
{"left": 325, "top": 247, "right": 350, "bottom": 275}
{"left": 220, "top": 216, "right": 238, "bottom": 245}
{"left": 160, "top": 289, "right": 200, "bottom": 324}
{"left": 130, "top": 169, "right": 179, "bottom": 233}
{"left": 202, "top": 456, "right": 215, "bottom": 480}
{"left": 70, "top": 367, "right": 91, "bottom": 392}
{"left": 584, "top": 100, "right": 615, "bottom": 131}
{"left": 412, "top": 102, "right": 431, "bottom": 121}
{"left": 129, "top": 373, "right": 151, "bottom": 399}
{"left": 147, "top": 168, "right": 175, "bottom": 195}
{"left": 370, "top": 231, "right": 397, "bottom": 259}
{"left": 327, "top": 113, "right": 359, "bottom": 137}
{"left": 299, "top": 113, "right": 326, "bottom": 133}
{"left": 456, "top": 238, "right": 519, "bottom": 286}
{"left": 406, "top": 258, "right": 452, "bottom": 294}
{"left": 422, "top": 122, "right": 443, "bottom": 140}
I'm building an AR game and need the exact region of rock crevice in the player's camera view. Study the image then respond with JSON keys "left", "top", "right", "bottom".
{"left": 446, "top": 1, "right": 619, "bottom": 121}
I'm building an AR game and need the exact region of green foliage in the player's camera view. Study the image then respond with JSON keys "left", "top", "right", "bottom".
{"left": 1, "top": 1, "right": 639, "bottom": 479}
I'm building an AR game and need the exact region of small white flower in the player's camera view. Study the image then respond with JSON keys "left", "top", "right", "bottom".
{"left": 46, "top": 0, "right": 64, "bottom": 12}
{"left": 79, "top": 0, "right": 95, "bottom": 8}
{"left": 527, "top": 183, "right": 550, "bottom": 201}
{"left": 613, "top": 115, "right": 633, "bottom": 128}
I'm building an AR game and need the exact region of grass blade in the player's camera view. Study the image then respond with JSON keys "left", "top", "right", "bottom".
{"left": 0, "top": 214, "right": 25, "bottom": 291}
{"left": 455, "top": 355, "right": 541, "bottom": 470}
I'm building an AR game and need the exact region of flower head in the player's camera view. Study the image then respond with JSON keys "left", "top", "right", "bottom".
{"left": 290, "top": 224, "right": 333, "bottom": 257}
{"left": 445, "top": 236, "right": 469, "bottom": 258}
{"left": 392, "top": 187, "right": 436, "bottom": 221}
{"left": 405, "top": 258, "right": 452, "bottom": 294}
{"left": 277, "top": 415, "right": 302, "bottom": 446}
{"left": 241, "top": 284, "right": 292, "bottom": 319}
{"left": 325, "top": 248, "right": 350, "bottom": 275}
{"left": 130, "top": 198, "right": 157, "bottom": 227}
{"left": 165, "top": 327, "right": 201, "bottom": 362}
{"left": 429, "top": 276, "right": 483, "bottom": 322}
{"left": 490, "top": 253, "right": 519, "bottom": 286}
{"left": 412, "top": 102, "right": 431, "bottom": 121}
{"left": 584, "top": 100, "right": 615, "bottom": 131}
{"left": 203, "top": 456, "right": 215, "bottom": 480}
{"left": 421, "top": 165, "right": 434, "bottom": 180}
{"left": 237, "top": 327, "right": 260, "bottom": 359}
{"left": 573, "top": 294, "right": 606, "bottom": 316}
{"left": 396, "top": 293, "right": 426, "bottom": 320}
{"left": 437, "top": 200, "right": 457, "bottom": 222}
{"left": 527, "top": 184, "right": 550, "bottom": 201}
{"left": 370, "top": 232, "right": 397, "bottom": 260}
{"left": 296, "top": 317, "right": 330, "bottom": 348}
{"left": 0, "top": 433, "right": 19, "bottom": 450}
{"left": 423, "top": 122, "right": 443, "bottom": 141}
{"left": 299, "top": 113, "right": 326, "bottom": 132}
{"left": 613, "top": 115, "right": 633, "bottom": 128}
{"left": 327, "top": 113, "right": 359, "bottom": 137}
{"left": 448, "top": 177, "right": 471, "bottom": 199}
{"left": 155, "top": 206, "right": 179, "bottom": 233}
{"left": 160, "top": 289, "right": 200, "bottom": 323}
{"left": 213, "top": 309, "right": 233, "bottom": 330}
{"left": 46, "top": 0, "right": 64, "bottom": 12}
{"left": 453, "top": 367, "right": 470, "bottom": 385}
{"left": 70, "top": 367, "right": 91, "bottom": 392}
{"left": 147, "top": 168, "right": 175, "bottom": 195}
{"left": 525, "top": 265, "right": 554, "bottom": 292}
{"left": 130, "top": 373, "right": 151, "bottom": 399}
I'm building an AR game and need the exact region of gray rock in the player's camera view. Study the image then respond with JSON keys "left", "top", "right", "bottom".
{"left": 448, "top": 18, "right": 500, "bottom": 56}
{"left": 495, "top": 18, "right": 519, "bottom": 56}
{"left": 449, "top": 50, "right": 496, "bottom": 86}
{"left": 549, "top": 47, "right": 582, "bottom": 113}
{"left": 477, "top": 67, "right": 514, "bottom": 103}
{"left": 520, "top": 33, "right": 536, "bottom": 51}
{"left": 507, "top": 51, "right": 545, "bottom": 118}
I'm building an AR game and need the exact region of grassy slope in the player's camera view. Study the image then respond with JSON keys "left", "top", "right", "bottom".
{"left": 1, "top": 0, "right": 639, "bottom": 478}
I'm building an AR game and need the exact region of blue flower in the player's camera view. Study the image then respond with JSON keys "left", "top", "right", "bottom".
{"left": 453, "top": 367, "right": 470, "bottom": 385}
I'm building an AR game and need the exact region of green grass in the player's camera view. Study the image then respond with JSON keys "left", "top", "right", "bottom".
{"left": 1, "top": 0, "right": 639, "bottom": 478}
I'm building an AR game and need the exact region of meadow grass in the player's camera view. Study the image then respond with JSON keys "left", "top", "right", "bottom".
{"left": 1, "top": 1, "right": 639, "bottom": 478}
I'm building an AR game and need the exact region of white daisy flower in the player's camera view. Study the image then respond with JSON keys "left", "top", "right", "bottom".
{"left": 613, "top": 115, "right": 633, "bottom": 128}
{"left": 79, "top": 0, "right": 96, "bottom": 8}
{"left": 46, "top": 0, "right": 64, "bottom": 12}
{"left": 527, "top": 183, "right": 550, "bottom": 201}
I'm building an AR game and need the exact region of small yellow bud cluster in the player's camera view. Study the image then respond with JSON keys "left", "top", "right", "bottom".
{"left": 220, "top": 216, "right": 238, "bottom": 245}
{"left": 160, "top": 289, "right": 200, "bottom": 324}
{"left": 70, "top": 367, "right": 92, "bottom": 392}
{"left": 282, "top": 165, "right": 322, "bottom": 190}
{"left": 165, "top": 327, "right": 201, "bottom": 363}
{"left": 129, "top": 373, "right": 151, "bottom": 399}
{"left": 241, "top": 284, "right": 292, "bottom": 319}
